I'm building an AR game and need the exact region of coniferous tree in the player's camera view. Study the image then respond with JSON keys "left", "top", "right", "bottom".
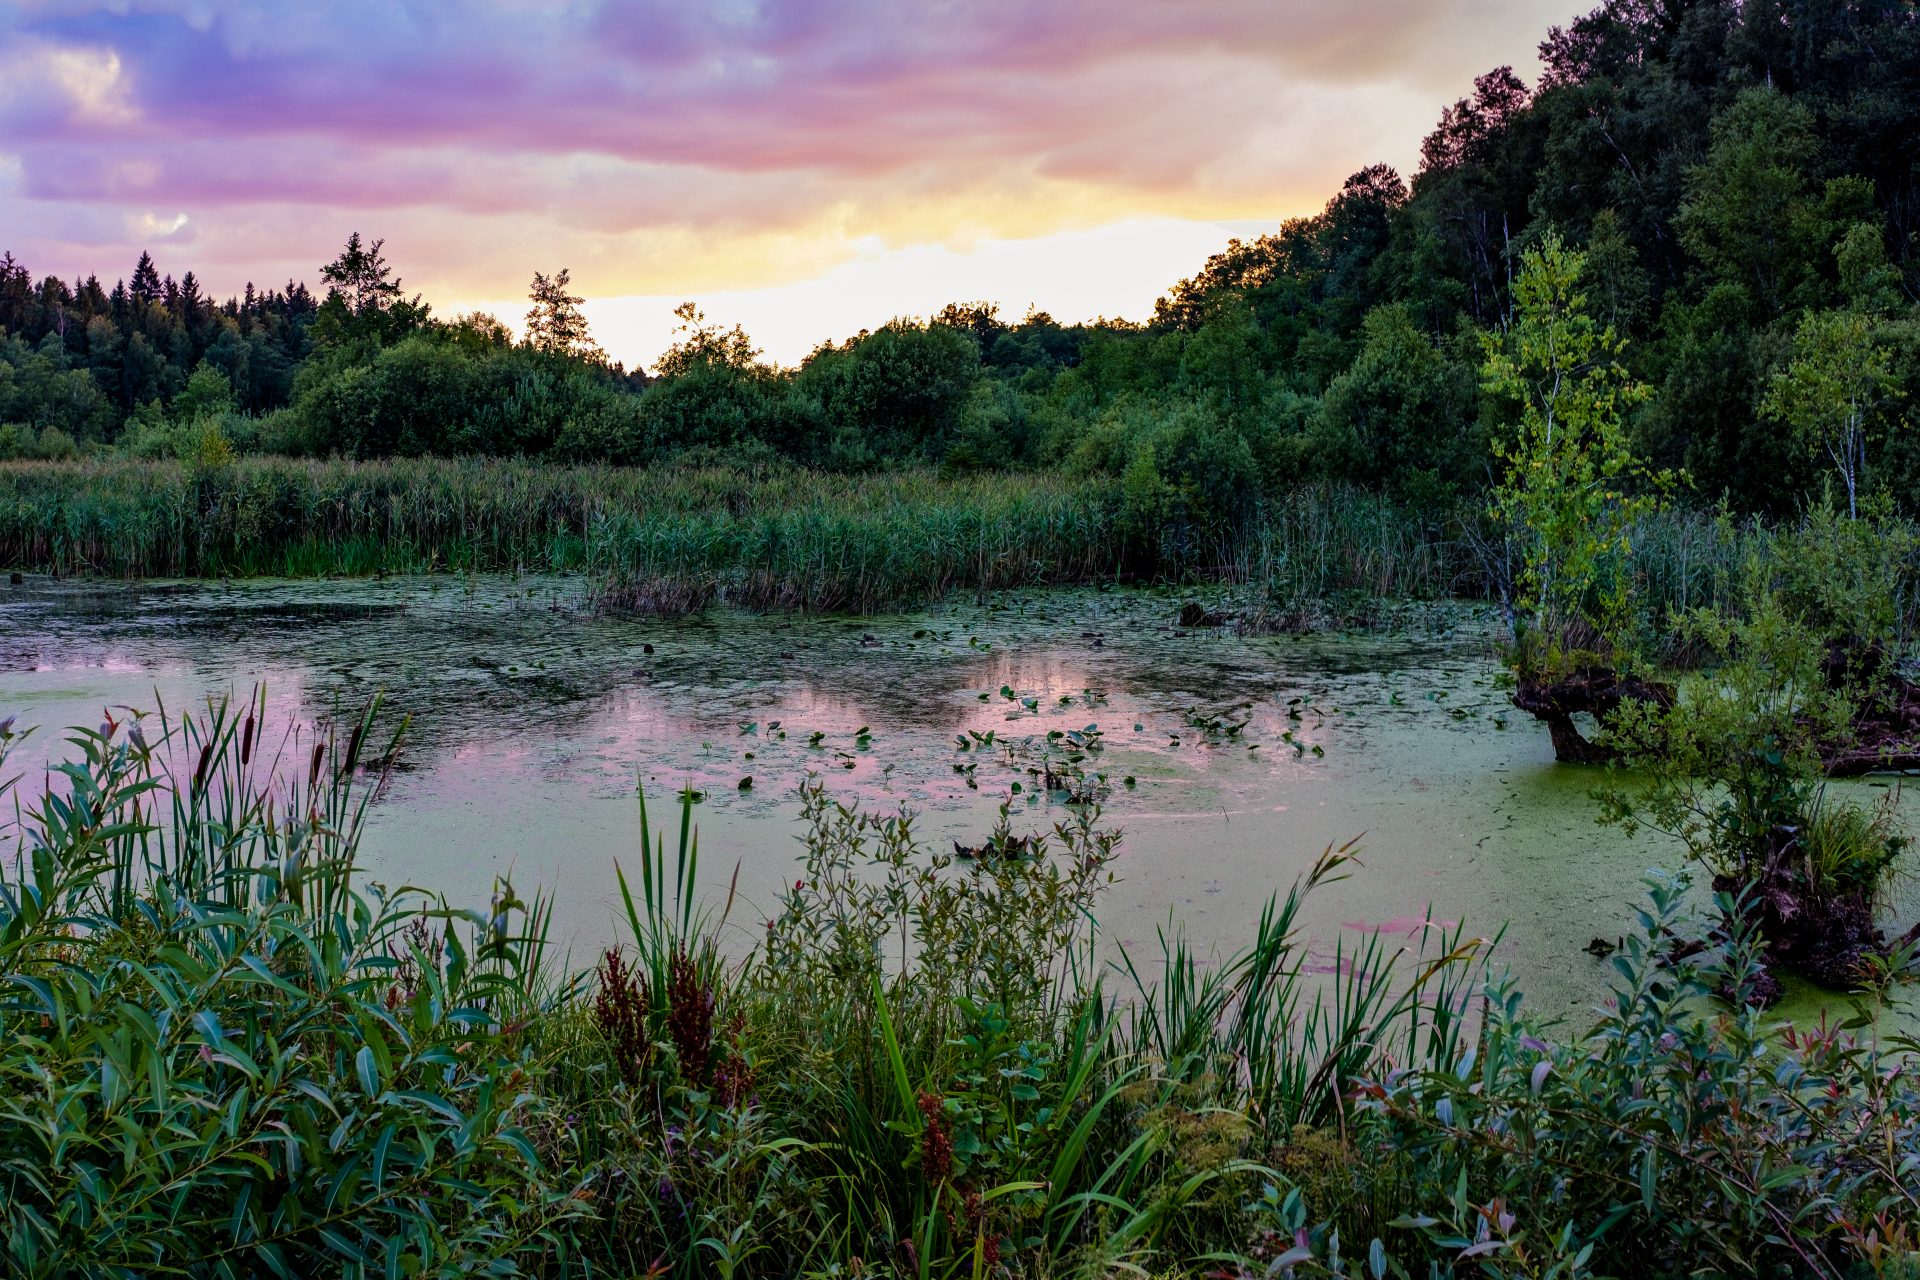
{"left": 525, "top": 269, "right": 600, "bottom": 361}
{"left": 129, "top": 252, "right": 161, "bottom": 306}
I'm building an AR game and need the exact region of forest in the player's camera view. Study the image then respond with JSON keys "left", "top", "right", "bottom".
{"left": 3, "top": 0, "right": 1918, "bottom": 536}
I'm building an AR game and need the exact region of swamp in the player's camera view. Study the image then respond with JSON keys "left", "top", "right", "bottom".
{"left": 7, "top": 0, "right": 1920, "bottom": 1273}
{"left": 5, "top": 572, "right": 1914, "bottom": 1035}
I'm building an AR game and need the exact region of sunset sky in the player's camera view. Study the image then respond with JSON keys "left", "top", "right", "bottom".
{"left": 0, "top": 0, "right": 1572, "bottom": 368}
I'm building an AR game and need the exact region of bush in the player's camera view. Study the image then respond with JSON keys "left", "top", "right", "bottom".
{"left": 0, "top": 700, "right": 577, "bottom": 1275}
{"left": 286, "top": 335, "right": 641, "bottom": 459}
{"left": 1598, "top": 512, "right": 1919, "bottom": 996}
{"left": 0, "top": 422, "right": 78, "bottom": 461}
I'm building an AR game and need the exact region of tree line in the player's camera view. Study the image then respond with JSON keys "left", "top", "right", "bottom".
{"left": 4, "top": 0, "right": 1919, "bottom": 527}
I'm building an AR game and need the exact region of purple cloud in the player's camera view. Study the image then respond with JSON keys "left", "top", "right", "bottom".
{"left": 0, "top": 0, "right": 1564, "bottom": 299}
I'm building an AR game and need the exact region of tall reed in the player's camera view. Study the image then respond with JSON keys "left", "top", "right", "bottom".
{"left": 3, "top": 697, "right": 1913, "bottom": 1277}
{"left": 0, "top": 457, "right": 1474, "bottom": 613}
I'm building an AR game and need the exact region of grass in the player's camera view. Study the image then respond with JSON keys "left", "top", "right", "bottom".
{"left": 1, "top": 696, "right": 1916, "bottom": 1278}
{"left": 2, "top": 453, "right": 1834, "bottom": 628}
{"left": 0, "top": 455, "right": 1487, "bottom": 614}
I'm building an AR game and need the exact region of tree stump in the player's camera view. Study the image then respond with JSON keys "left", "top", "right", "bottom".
{"left": 1511, "top": 667, "right": 1674, "bottom": 764}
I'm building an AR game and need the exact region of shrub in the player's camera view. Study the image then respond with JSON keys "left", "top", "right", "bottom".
{"left": 0, "top": 699, "right": 578, "bottom": 1275}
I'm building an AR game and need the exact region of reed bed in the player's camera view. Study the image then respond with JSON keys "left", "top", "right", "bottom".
{"left": 0, "top": 456, "right": 1892, "bottom": 629}
{"left": 0, "top": 455, "right": 1488, "bottom": 613}
{"left": 587, "top": 472, "right": 1129, "bottom": 613}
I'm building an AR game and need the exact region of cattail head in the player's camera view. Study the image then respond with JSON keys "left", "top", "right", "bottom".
{"left": 342, "top": 719, "right": 367, "bottom": 778}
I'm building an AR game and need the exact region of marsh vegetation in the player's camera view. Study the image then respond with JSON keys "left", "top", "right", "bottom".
{"left": 2, "top": 701, "right": 1916, "bottom": 1279}
{"left": 6, "top": 0, "right": 1920, "bottom": 1273}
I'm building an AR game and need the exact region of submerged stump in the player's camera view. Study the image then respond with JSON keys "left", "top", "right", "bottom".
{"left": 1519, "top": 642, "right": 1920, "bottom": 774}
{"left": 1705, "top": 870, "right": 1920, "bottom": 1007}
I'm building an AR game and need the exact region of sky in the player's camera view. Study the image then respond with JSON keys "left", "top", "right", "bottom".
{"left": 0, "top": 0, "right": 1573, "bottom": 369}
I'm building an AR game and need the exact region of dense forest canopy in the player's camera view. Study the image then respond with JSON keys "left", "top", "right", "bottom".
{"left": 3, "top": 0, "right": 1918, "bottom": 518}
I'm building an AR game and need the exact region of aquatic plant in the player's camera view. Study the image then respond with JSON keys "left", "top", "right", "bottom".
{"left": 0, "top": 456, "right": 1483, "bottom": 616}
{"left": 1, "top": 698, "right": 1916, "bottom": 1277}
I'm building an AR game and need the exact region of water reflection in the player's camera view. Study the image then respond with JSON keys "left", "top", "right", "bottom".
{"left": 2, "top": 572, "right": 1913, "bottom": 1033}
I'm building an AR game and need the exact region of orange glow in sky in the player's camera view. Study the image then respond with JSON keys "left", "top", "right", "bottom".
{"left": 0, "top": 0, "right": 1569, "bottom": 369}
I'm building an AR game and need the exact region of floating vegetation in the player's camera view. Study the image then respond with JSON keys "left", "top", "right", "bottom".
{"left": 1183, "top": 702, "right": 1253, "bottom": 741}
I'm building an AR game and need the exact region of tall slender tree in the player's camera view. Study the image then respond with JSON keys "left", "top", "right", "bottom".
{"left": 525, "top": 269, "right": 600, "bottom": 360}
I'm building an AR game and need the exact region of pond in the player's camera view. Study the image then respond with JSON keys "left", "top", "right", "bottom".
{"left": 3, "top": 572, "right": 1915, "bottom": 1034}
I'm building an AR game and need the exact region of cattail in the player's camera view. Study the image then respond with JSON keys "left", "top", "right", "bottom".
{"left": 240, "top": 714, "right": 255, "bottom": 766}
{"left": 309, "top": 740, "right": 326, "bottom": 789}
{"left": 192, "top": 741, "right": 214, "bottom": 793}
{"left": 341, "top": 719, "right": 367, "bottom": 779}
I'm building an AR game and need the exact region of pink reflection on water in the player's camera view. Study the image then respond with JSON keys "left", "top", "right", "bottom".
{"left": 1302, "top": 950, "right": 1384, "bottom": 982}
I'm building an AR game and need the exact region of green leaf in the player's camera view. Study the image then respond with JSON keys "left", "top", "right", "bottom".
{"left": 355, "top": 1045, "right": 380, "bottom": 1098}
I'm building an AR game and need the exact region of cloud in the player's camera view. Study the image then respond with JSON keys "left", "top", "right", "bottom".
{"left": 129, "top": 210, "right": 194, "bottom": 243}
{"left": 0, "top": 34, "right": 140, "bottom": 130}
{"left": 0, "top": 0, "right": 1570, "bottom": 321}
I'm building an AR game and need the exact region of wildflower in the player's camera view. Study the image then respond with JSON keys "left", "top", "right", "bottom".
{"left": 666, "top": 950, "right": 715, "bottom": 1085}
{"left": 917, "top": 1091, "right": 952, "bottom": 1184}
{"left": 594, "top": 948, "right": 651, "bottom": 1087}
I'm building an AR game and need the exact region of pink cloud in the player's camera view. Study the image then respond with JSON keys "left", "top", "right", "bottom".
{"left": 0, "top": 0, "right": 1566, "bottom": 301}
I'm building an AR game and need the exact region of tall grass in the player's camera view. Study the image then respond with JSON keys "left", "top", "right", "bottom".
{"left": 2, "top": 456, "right": 1912, "bottom": 631}
{"left": 0, "top": 455, "right": 1487, "bottom": 612}
{"left": 2, "top": 699, "right": 1915, "bottom": 1277}
{"left": 0, "top": 696, "right": 569, "bottom": 1276}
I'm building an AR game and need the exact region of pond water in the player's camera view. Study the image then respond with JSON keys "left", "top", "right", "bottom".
{"left": 3, "top": 572, "right": 1915, "bottom": 1034}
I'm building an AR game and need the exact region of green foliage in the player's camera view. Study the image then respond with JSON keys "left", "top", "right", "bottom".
{"left": 523, "top": 267, "right": 601, "bottom": 362}
{"left": 1599, "top": 507, "right": 1916, "bottom": 898}
{"left": 172, "top": 361, "right": 235, "bottom": 422}
{"left": 0, "top": 698, "right": 576, "bottom": 1276}
{"left": 3, "top": 704, "right": 1915, "bottom": 1278}
{"left": 1763, "top": 308, "right": 1904, "bottom": 518}
{"left": 1484, "top": 234, "right": 1660, "bottom": 670}
{"left": 311, "top": 232, "right": 430, "bottom": 352}
{"left": 798, "top": 318, "right": 982, "bottom": 466}
{"left": 286, "top": 334, "right": 638, "bottom": 459}
{"left": 1599, "top": 586, "right": 1854, "bottom": 883}
{"left": 1313, "top": 303, "right": 1479, "bottom": 494}
{"left": 1353, "top": 877, "right": 1920, "bottom": 1280}
{"left": 0, "top": 423, "right": 79, "bottom": 462}
{"left": 0, "top": 331, "right": 116, "bottom": 442}
{"left": 1675, "top": 86, "right": 1833, "bottom": 317}
{"left": 0, "top": 456, "right": 1499, "bottom": 617}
